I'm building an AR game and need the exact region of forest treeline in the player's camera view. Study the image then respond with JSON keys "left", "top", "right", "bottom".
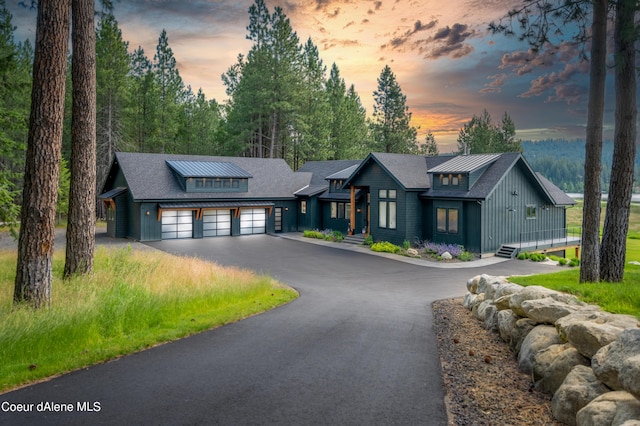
{"left": 522, "top": 139, "right": 640, "bottom": 193}
{"left": 1, "top": 0, "right": 439, "bottom": 224}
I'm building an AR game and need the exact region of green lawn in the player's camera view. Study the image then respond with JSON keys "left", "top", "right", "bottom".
{"left": 511, "top": 201, "right": 640, "bottom": 318}
{"left": 0, "top": 246, "right": 298, "bottom": 393}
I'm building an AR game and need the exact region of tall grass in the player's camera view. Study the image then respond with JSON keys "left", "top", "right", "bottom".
{"left": 0, "top": 246, "right": 298, "bottom": 392}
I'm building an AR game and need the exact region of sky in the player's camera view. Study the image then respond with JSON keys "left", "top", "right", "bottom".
{"left": 7, "top": 0, "right": 622, "bottom": 152}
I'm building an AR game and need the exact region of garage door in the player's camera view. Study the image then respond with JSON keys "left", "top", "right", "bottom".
{"left": 240, "top": 208, "right": 266, "bottom": 235}
{"left": 202, "top": 210, "right": 231, "bottom": 237}
{"left": 161, "top": 210, "right": 193, "bottom": 239}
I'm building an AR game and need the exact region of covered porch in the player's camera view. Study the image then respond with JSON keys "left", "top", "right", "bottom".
{"left": 496, "top": 227, "right": 582, "bottom": 258}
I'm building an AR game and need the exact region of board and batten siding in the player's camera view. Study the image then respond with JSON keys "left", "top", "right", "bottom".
{"left": 480, "top": 162, "right": 567, "bottom": 254}
{"left": 349, "top": 161, "right": 406, "bottom": 245}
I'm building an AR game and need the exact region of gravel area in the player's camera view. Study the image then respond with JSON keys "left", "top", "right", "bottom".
{"left": 433, "top": 298, "right": 564, "bottom": 426}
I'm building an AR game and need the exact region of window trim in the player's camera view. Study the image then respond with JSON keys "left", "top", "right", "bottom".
{"left": 436, "top": 207, "right": 459, "bottom": 235}
{"left": 526, "top": 205, "right": 537, "bottom": 219}
{"left": 378, "top": 189, "right": 397, "bottom": 230}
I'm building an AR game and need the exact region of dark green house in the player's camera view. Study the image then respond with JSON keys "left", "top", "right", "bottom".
{"left": 100, "top": 151, "right": 576, "bottom": 257}
{"left": 100, "top": 152, "right": 311, "bottom": 241}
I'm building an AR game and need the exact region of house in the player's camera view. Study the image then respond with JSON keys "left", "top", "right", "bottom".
{"left": 100, "top": 151, "right": 577, "bottom": 257}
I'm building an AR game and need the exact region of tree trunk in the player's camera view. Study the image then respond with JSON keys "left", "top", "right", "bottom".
{"left": 64, "top": 0, "right": 96, "bottom": 278}
{"left": 600, "top": 0, "right": 637, "bottom": 282}
{"left": 14, "top": 0, "right": 71, "bottom": 308}
{"left": 579, "top": 0, "right": 607, "bottom": 283}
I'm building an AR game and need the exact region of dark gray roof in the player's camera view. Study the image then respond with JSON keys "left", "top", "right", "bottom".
{"left": 98, "top": 187, "right": 127, "bottom": 199}
{"left": 166, "top": 160, "right": 252, "bottom": 178}
{"left": 158, "top": 201, "right": 274, "bottom": 209}
{"left": 296, "top": 160, "right": 362, "bottom": 186}
{"left": 536, "top": 173, "right": 576, "bottom": 205}
{"left": 109, "top": 152, "right": 311, "bottom": 201}
{"left": 428, "top": 154, "right": 500, "bottom": 173}
{"left": 294, "top": 185, "right": 328, "bottom": 197}
{"left": 422, "top": 152, "right": 520, "bottom": 199}
{"left": 326, "top": 164, "right": 359, "bottom": 180}
{"left": 368, "top": 153, "right": 431, "bottom": 189}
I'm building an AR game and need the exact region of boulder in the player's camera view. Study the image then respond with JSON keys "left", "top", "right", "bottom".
{"left": 511, "top": 318, "right": 538, "bottom": 353}
{"left": 406, "top": 248, "right": 419, "bottom": 257}
{"left": 470, "top": 294, "right": 486, "bottom": 317}
{"left": 592, "top": 328, "right": 640, "bottom": 398}
{"left": 494, "top": 294, "right": 512, "bottom": 311}
{"left": 462, "top": 292, "right": 483, "bottom": 310}
{"left": 473, "top": 299, "right": 493, "bottom": 321}
{"left": 509, "top": 285, "right": 559, "bottom": 317}
{"left": 466, "top": 275, "right": 482, "bottom": 294}
{"left": 576, "top": 391, "right": 640, "bottom": 426}
{"left": 533, "top": 343, "right": 590, "bottom": 394}
{"left": 556, "top": 312, "right": 640, "bottom": 358}
{"left": 518, "top": 324, "right": 561, "bottom": 374}
{"left": 521, "top": 298, "right": 599, "bottom": 325}
{"left": 493, "top": 282, "right": 525, "bottom": 299}
{"left": 478, "top": 275, "right": 509, "bottom": 299}
{"left": 497, "top": 309, "right": 519, "bottom": 343}
{"left": 483, "top": 303, "right": 499, "bottom": 331}
{"left": 552, "top": 365, "right": 611, "bottom": 426}
{"left": 441, "top": 251, "right": 452, "bottom": 260}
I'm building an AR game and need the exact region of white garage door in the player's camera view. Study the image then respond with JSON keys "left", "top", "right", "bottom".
{"left": 202, "top": 210, "right": 232, "bottom": 237}
{"left": 161, "top": 210, "right": 193, "bottom": 239}
{"left": 240, "top": 208, "right": 266, "bottom": 235}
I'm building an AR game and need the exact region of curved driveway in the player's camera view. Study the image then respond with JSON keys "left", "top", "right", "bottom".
{"left": 1, "top": 235, "right": 553, "bottom": 425}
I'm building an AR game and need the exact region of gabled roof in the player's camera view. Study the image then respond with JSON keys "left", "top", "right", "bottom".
{"left": 428, "top": 154, "right": 500, "bottom": 174}
{"left": 296, "top": 160, "right": 362, "bottom": 186}
{"left": 166, "top": 160, "right": 252, "bottom": 179}
{"left": 536, "top": 173, "right": 576, "bottom": 206}
{"left": 421, "top": 152, "right": 576, "bottom": 206}
{"left": 326, "top": 164, "right": 358, "bottom": 180}
{"left": 105, "top": 152, "right": 311, "bottom": 201}
{"left": 344, "top": 153, "right": 433, "bottom": 190}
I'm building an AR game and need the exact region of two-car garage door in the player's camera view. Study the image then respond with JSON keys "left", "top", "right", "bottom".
{"left": 161, "top": 208, "right": 266, "bottom": 239}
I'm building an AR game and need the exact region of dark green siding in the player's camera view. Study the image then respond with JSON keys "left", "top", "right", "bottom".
{"left": 431, "top": 199, "right": 464, "bottom": 246}
{"left": 480, "top": 162, "right": 567, "bottom": 254}
{"left": 464, "top": 201, "right": 481, "bottom": 253}
{"left": 404, "top": 192, "right": 422, "bottom": 244}
{"left": 297, "top": 197, "right": 318, "bottom": 231}
{"left": 349, "top": 162, "right": 407, "bottom": 246}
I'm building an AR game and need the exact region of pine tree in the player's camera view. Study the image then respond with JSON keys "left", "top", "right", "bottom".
{"left": 370, "top": 65, "right": 418, "bottom": 154}
{"left": 127, "top": 46, "right": 158, "bottom": 152}
{"left": 153, "top": 29, "right": 183, "bottom": 153}
{"left": 95, "top": 12, "right": 129, "bottom": 194}
{"left": 456, "top": 110, "right": 521, "bottom": 154}
{"left": 15, "top": 0, "right": 71, "bottom": 308}
{"left": 64, "top": 0, "right": 97, "bottom": 278}
{"left": 422, "top": 132, "right": 439, "bottom": 156}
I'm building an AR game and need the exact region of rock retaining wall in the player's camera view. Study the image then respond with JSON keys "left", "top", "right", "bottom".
{"left": 464, "top": 274, "right": 640, "bottom": 426}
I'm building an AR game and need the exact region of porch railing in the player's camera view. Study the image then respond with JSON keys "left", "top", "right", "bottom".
{"left": 518, "top": 227, "right": 582, "bottom": 251}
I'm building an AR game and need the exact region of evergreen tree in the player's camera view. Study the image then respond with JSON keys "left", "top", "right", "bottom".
{"left": 456, "top": 110, "right": 521, "bottom": 154}
{"left": 326, "top": 64, "right": 369, "bottom": 160}
{"left": 95, "top": 12, "right": 129, "bottom": 193}
{"left": 421, "top": 132, "right": 439, "bottom": 156}
{"left": 153, "top": 29, "right": 183, "bottom": 153}
{"left": 0, "top": 1, "right": 30, "bottom": 235}
{"left": 370, "top": 65, "right": 418, "bottom": 154}
{"left": 15, "top": 0, "right": 71, "bottom": 308}
{"left": 127, "top": 46, "right": 158, "bottom": 152}
{"left": 65, "top": 0, "right": 97, "bottom": 278}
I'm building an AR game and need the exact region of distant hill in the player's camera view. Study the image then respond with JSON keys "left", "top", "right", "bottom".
{"left": 522, "top": 139, "right": 640, "bottom": 193}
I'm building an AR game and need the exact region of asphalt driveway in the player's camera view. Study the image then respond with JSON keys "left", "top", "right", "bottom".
{"left": 1, "top": 234, "right": 553, "bottom": 425}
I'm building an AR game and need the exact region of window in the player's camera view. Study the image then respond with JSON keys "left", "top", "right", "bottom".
{"left": 301, "top": 200, "right": 307, "bottom": 214}
{"left": 378, "top": 189, "right": 397, "bottom": 229}
{"left": 437, "top": 207, "right": 459, "bottom": 234}
{"left": 452, "top": 175, "right": 459, "bottom": 186}
{"left": 338, "top": 203, "right": 345, "bottom": 219}
{"left": 331, "top": 202, "right": 337, "bottom": 219}
{"left": 330, "top": 202, "right": 347, "bottom": 219}
{"left": 345, "top": 203, "right": 351, "bottom": 220}
{"left": 526, "top": 205, "right": 537, "bottom": 219}
{"left": 196, "top": 180, "right": 204, "bottom": 188}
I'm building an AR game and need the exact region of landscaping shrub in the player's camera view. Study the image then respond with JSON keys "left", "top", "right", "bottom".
{"left": 403, "top": 240, "right": 411, "bottom": 250}
{"left": 569, "top": 258, "right": 580, "bottom": 267}
{"left": 363, "top": 234, "right": 374, "bottom": 246}
{"left": 558, "top": 258, "right": 568, "bottom": 266}
{"left": 303, "top": 230, "right": 324, "bottom": 239}
{"left": 422, "top": 241, "right": 464, "bottom": 258}
{"left": 458, "top": 251, "right": 475, "bottom": 262}
{"left": 370, "top": 241, "right": 401, "bottom": 254}
{"left": 529, "top": 253, "right": 547, "bottom": 262}
{"left": 517, "top": 252, "right": 530, "bottom": 260}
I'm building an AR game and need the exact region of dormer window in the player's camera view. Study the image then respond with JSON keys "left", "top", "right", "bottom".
{"left": 166, "top": 160, "right": 252, "bottom": 193}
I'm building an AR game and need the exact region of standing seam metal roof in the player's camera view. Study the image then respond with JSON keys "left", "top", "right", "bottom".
{"left": 428, "top": 154, "right": 501, "bottom": 174}
{"left": 166, "top": 160, "right": 253, "bottom": 178}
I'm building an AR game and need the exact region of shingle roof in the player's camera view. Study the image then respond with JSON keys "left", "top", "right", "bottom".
{"left": 422, "top": 152, "right": 521, "bottom": 199}
{"left": 296, "top": 160, "right": 362, "bottom": 186}
{"left": 428, "top": 154, "right": 501, "bottom": 174}
{"left": 109, "top": 152, "right": 311, "bottom": 201}
{"left": 166, "top": 160, "right": 252, "bottom": 178}
{"left": 536, "top": 173, "right": 576, "bottom": 206}
{"left": 326, "top": 164, "right": 358, "bottom": 180}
